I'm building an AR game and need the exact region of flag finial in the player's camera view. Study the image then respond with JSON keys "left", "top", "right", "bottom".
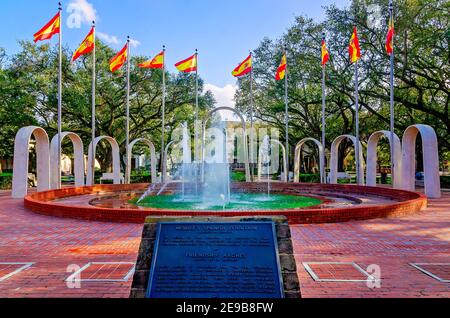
{"left": 59, "top": 2, "right": 62, "bottom": 10}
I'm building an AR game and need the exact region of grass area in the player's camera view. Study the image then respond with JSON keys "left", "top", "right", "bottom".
{"left": 131, "top": 193, "right": 322, "bottom": 211}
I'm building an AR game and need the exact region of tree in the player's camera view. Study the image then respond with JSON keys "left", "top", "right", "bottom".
{"left": 2, "top": 40, "right": 215, "bottom": 172}
{"left": 235, "top": 0, "right": 449, "bottom": 172}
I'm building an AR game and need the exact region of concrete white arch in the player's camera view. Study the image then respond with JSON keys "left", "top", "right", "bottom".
{"left": 202, "top": 106, "right": 251, "bottom": 182}
{"left": 86, "top": 136, "right": 122, "bottom": 185}
{"left": 294, "top": 138, "right": 325, "bottom": 183}
{"left": 258, "top": 138, "right": 288, "bottom": 182}
{"left": 366, "top": 130, "right": 402, "bottom": 188}
{"left": 329, "top": 135, "right": 365, "bottom": 185}
{"left": 127, "top": 138, "right": 158, "bottom": 184}
{"left": 50, "top": 132, "right": 85, "bottom": 189}
{"left": 401, "top": 124, "right": 441, "bottom": 198}
{"left": 12, "top": 126, "right": 50, "bottom": 198}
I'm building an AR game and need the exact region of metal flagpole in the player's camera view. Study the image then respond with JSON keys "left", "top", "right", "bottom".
{"left": 161, "top": 45, "right": 166, "bottom": 182}
{"left": 354, "top": 61, "right": 361, "bottom": 185}
{"left": 321, "top": 33, "right": 326, "bottom": 184}
{"left": 57, "top": 2, "right": 62, "bottom": 189}
{"left": 389, "top": 0, "right": 395, "bottom": 187}
{"left": 195, "top": 49, "right": 199, "bottom": 162}
{"left": 284, "top": 46, "right": 289, "bottom": 181}
{"left": 125, "top": 36, "right": 131, "bottom": 184}
{"left": 91, "top": 21, "right": 96, "bottom": 186}
{"left": 249, "top": 51, "right": 254, "bottom": 179}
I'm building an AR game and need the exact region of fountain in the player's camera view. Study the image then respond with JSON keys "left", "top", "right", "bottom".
{"left": 19, "top": 114, "right": 431, "bottom": 224}
{"left": 134, "top": 120, "right": 319, "bottom": 211}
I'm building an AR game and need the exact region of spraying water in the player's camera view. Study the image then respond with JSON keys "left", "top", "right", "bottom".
{"left": 260, "top": 135, "right": 271, "bottom": 197}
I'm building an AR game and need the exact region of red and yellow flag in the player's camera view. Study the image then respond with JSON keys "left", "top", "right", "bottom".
{"left": 110, "top": 44, "right": 128, "bottom": 73}
{"left": 175, "top": 54, "right": 197, "bottom": 73}
{"left": 34, "top": 12, "right": 61, "bottom": 43}
{"left": 385, "top": 16, "right": 394, "bottom": 55}
{"left": 232, "top": 55, "right": 252, "bottom": 77}
{"left": 348, "top": 27, "right": 361, "bottom": 63}
{"left": 139, "top": 51, "right": 164, "bottom": 69}
{"left": 72, "top": 27, "right": 95, "bottom": 62}
{"left": 275, "top": 53, "right": 287, "bottom": 81}
{"left": 321, "top": 39, "right": 330, "bottom": 65}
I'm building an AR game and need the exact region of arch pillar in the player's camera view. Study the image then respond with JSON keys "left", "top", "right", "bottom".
{"left": 127, "top": 138, "right": 158, "bottom": 184}
{"left": 329, "top": 135, "right": 365, "bottom": 185}
{"left": 402, "top": 124, "right": 441, "bottom": 198}
{"left": 86, "top": 136, "right": 121, "bottom": 185}
{"left": 12, "top": 126, "right": 50, "bottom": 198}
{"left": 50, "top": 132, "right": 85, "bottom": 189}
{"left": 366, "top": 130, "right": 402, "bottom": 188}
{"left": 294, "top": 138, "right": 325, "bottom": 183}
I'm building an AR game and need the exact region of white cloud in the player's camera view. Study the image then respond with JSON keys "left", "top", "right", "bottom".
{"left": 129, "top": 38, "right": 141, "bottom": 48}
{"left": 204, "top": 84, "right": 239, "bottom": 121}
{"left": 67, "top": 0, "right": 97, "bottom": 25}
{"left": 97, "top": 32, "right": 120, "bottom": 45}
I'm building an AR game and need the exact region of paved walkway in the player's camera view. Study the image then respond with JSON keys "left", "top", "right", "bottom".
{"left": 0, "top": 190, "right": 448, "bottom": 298}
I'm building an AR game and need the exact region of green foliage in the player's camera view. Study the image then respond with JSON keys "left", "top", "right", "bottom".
{"left": 299, "top": 174, "right": 321, "bottom": 183}
{"left": 441, "top": 176, "right": 450, "bottom": 189}
{"left": 0, "top": 40, "right": 215, "bottom": 170}
{"left": 0, "top": 175, "right": 12, "bottom": 189}
{"left": 231, "top": 171, "right": 246, "bottom": 182}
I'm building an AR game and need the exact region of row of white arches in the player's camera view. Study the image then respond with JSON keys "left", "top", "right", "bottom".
{"left": 11, "top": 123, "right": 441, "bottom": 199}
{"left": 292, "top": 124, "right": 441, "bottom": 198}
{"left": 11, "top": 126, "right": 157, "bottom": 199}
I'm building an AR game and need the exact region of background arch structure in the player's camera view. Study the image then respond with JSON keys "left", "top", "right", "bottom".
{"left": 50, "top": 132, "right": 85, "bottom": 189}
{"left": 202, "top": 107, "right": 251, "bottom": 182}
{"left": 294, "top": 138, "right": 325, "bottom": 183}
{"left": 401, "top": 124, "right": 441, "bottom": 198}
{"left": 366, "top": 130, "right": 402, "bottom": 188}
{"left": 12, "top": 126, "right": 50, "bottom": 198}
{"left": 86, "top": 136, "right": 122, "bottom": 186}
{"left": 329, "top": 135, "right": 365, "bottom": 185}
{"left": 127, "top": 138, "right": 158, "bottom": 184}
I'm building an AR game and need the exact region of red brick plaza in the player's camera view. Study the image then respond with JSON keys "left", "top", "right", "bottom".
{"left": 0, "top": 190, "right": 448, "bottom": 298}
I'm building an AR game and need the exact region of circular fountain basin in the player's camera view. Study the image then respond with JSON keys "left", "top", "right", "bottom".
{"left": 23, "top": 182, "right": 427, "bottom": 224}
{"left": 130, "top": 193, "right": 323, "bottom": 211}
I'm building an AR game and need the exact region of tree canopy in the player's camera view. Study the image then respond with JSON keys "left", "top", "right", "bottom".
{"left": 0, "top": 40, "right": 214, "bottom": 170}
{"left": 235, "top": 0, "right": 449, "bottom": 168}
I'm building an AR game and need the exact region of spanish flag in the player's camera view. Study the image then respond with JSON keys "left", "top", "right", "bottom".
{"left": 175, "top": 54, "right": 197, "bottom": 73}
{"left": 385, "top": 16, "right": 394, "bottom": 55}
{"left": 139, "top": 51, "right": 164, "bottom": 69}
{"left": 321, "top": 39, "right": 330, "bottom": 66}
{"left": 34, "top": 12, "right": 61, "bottom": 43}
{"left": 275, "top": 53, "right": 287, "bottom": 81}
{"left": 348, "top": 27, "right": 361, "bottom": 63}
{"left": 110, "top": 44, "right": 128, "bottom": 73}
{"left": 72, "top": 27, "right": 95, "bottom": 62}
{"left": 232, "top": 54, "right": 252, "bottom": 77}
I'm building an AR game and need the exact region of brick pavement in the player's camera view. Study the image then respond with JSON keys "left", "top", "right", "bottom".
{"left": 0, "top": 190, "right": 448, "bottom": 298}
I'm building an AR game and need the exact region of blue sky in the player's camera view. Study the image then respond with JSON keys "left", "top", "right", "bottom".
{"left": 1, "top": 0, "right": 348, "bottom": 108}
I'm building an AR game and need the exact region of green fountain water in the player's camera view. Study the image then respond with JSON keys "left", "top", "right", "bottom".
{"left": 131, "top": 193, "right": 321, "bottom": 211}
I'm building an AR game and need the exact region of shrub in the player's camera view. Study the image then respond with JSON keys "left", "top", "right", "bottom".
{"left": 0, "top": 175, "right": 12, "bottom": 190}
{"left": 299, "top": 174, "right": 321, "bottom": 183}
{"left": 441, "top": 176, "right": 450, "bottom": 189}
